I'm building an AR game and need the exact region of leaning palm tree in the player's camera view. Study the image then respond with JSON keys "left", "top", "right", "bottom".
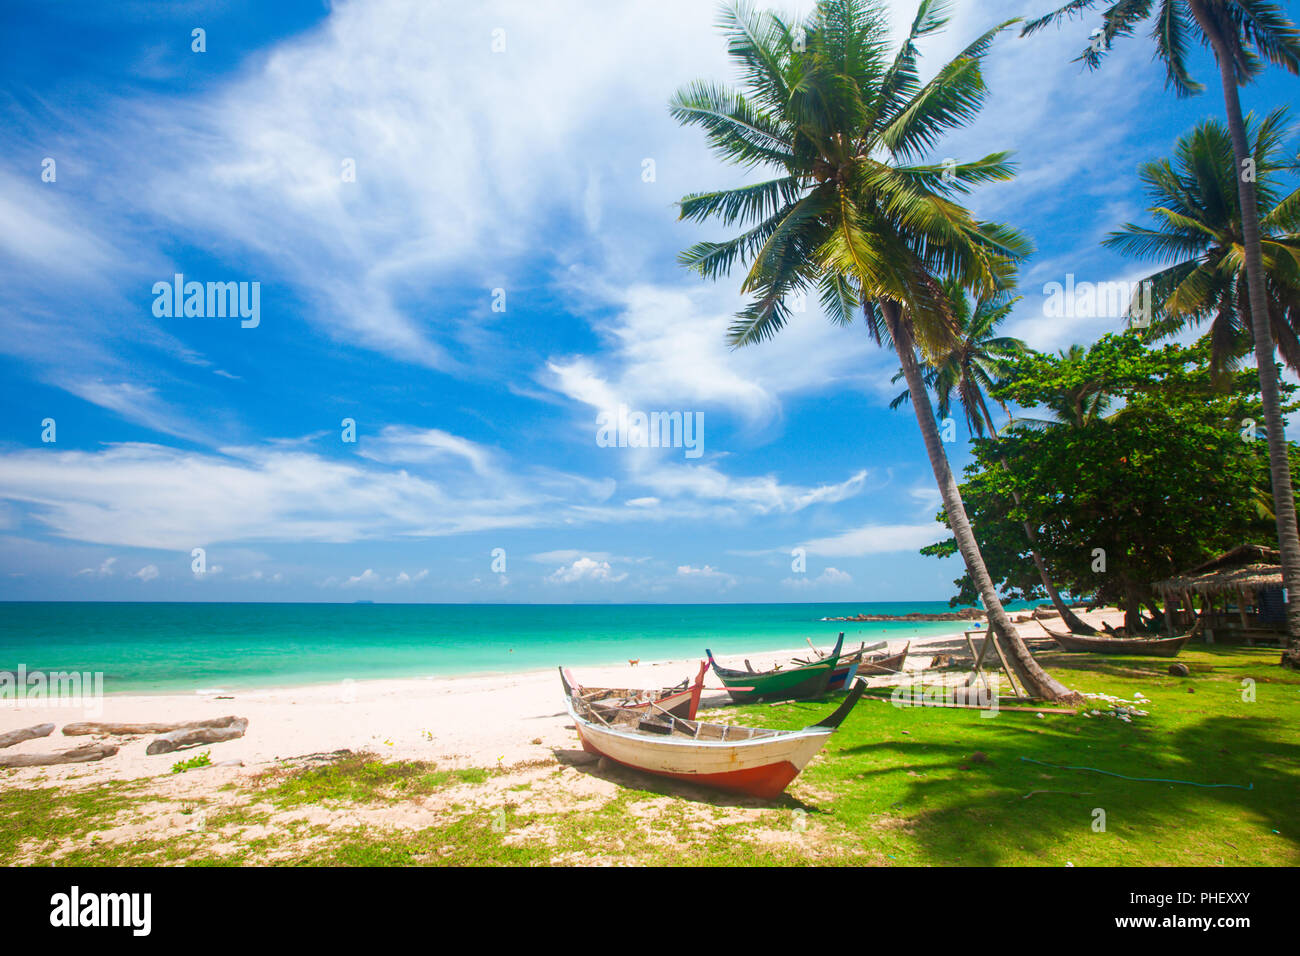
{"left": 891, "top": 282, "right": 1097, "bottom": 632}
{"left": 1021, "top": 0, "right": 1300, "bottom": 659}
{"left": 1103, "top": 111, "right": 1300, "bottom": 375}
{"left": 671, "top": 0, "right": 1077, "bottom": 700}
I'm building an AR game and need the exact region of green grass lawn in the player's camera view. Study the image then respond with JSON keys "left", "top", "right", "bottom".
{"left": 778, "top": 645, "right": 1298, "bottom": 866}
{"left": 2, "top": 645, "right": 1296, "bottom": 866}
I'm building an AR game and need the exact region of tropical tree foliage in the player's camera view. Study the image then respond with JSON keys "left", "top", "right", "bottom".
{"left": 923, "top": 335, "right": 1289, "bottom": 630}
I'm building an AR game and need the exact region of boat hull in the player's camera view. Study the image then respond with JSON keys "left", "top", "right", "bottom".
{"left": 826, "top": 660, "right": 859, "bottom": 692}
{"left": 708, "top": 634, "right": 844, "bottom": 704}
{"left": 1048, "top": 630, "right": 1190, "bottom": 657}
{"left": 856, "top": 649, "right": 908, "bottom": 676}
{"left": 719, "top": 665, "right": 832, "bottom": 704}
{"left": 573, "top": 720, "right": 831, "bottom": 799}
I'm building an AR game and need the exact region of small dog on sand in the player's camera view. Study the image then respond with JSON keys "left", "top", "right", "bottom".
{"left": 628, "top": 659, "right": 639, "bottom": 666}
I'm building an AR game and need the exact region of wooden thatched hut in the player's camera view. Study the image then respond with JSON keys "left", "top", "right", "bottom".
{"left": 1153, "top": 544, "right": 1285, "bottom": 644}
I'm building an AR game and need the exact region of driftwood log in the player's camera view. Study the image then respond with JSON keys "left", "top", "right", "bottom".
{"left": 62, "top": 716, "right": 245, "bottom": 737}
{"left": 145, "top": 718, "right": 248, "bottom": 756}
{"left": 0, "top": 741, "right": 119, "bottom": 768}
{"left": 0, "top": 722, "right": 55, "bottom": 750}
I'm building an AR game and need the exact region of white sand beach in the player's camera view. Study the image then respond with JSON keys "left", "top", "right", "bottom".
{"left": 0, "top": 611, "right": 1122, "bottom": 786}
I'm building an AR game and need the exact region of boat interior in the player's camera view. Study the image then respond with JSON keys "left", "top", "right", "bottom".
{"left": 572, "top": 695, "right": 787, "bottom": 741}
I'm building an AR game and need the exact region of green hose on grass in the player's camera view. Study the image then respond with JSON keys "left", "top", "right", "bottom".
{"left": 1020, "top": 756, "right": 1253, "bottom": 790}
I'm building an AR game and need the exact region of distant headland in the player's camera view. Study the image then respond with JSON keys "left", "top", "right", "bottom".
{"left": 819, "top": 608, "right": 986, "bottom": 622}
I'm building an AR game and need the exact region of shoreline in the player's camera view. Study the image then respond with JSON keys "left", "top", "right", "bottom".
{"left": 0, "top": 612, "right": 1109, "bottom": 786}
{"left": 4, "top": 622, "right": 980, "bottom": 699}
{"left": 0, "top": 633, "right": 959, "bottom": 783}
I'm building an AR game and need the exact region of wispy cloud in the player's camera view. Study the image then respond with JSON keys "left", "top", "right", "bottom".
{"left": 799, "top": 523, "right": 942, "bottom": 558}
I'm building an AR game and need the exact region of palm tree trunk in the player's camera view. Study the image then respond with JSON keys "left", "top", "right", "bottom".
{"left": 974, "top": 396, "right": 1095, "bottom": 634}
{"left": 1193, "top": 2, "right": 1300, "bottom": 666}
{"left": 885, "top": 301, "right": 1079, "bottom": 701}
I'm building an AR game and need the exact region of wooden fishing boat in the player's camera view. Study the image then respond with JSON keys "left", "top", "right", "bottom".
{"left": 561, "top": 670, "right": 867, "bottom": 798}
{"left": 706, "top": 632, "right": 844, "bottom": 703}
{"left": 857, "top": 641, "right": 910, "bottom": 676}
{"left": 1044, "top": 628, "right": 1190, "bottom": 657}
{"left": 799, "top": 636, "right": 909, "bottom": 684}
{"left": 562, "top": 661, "right": 707, "bottom": 720}
{"left": 796, "top": 634, "right": 868, "bottom": 691}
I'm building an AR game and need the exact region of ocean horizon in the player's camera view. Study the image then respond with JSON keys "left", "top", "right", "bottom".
{"left": 0, "top": 600, "right": 1007, "bottom": 694}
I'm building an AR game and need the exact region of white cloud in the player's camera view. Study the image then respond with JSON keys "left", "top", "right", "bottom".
{"left": 0, "top": 170, "right": 124, "bottom": 279}
{"left": 0, "top": 439, "right": 569, "bottom": 549}
{"left": 530, "top": 549, "right": 611, "bottom": 564}
{"left": 632, "top": 465, "right": 868, "bottom": 515}
{"left": 54, "top": 0, "right": 744, "bottom": 375}
{"left": 76, "top": 557, "right": 118, "bottom": 577}
{"left": 358, "top": 426, "right": 499, "bottom": 476}
{"left": 131, "top": 564, "right": 159, "bottom": 582}
{"left": 237, "top": 569, "right": 283, "bottom": 583}
{"left": 800, "top": 523, "right": 941, "bottom": 558}
{"left": 547, "top": 557, "right": 627, "bottom": 584}
{"left": 544, "top": 282, "right": 891, "bottom": 428}
{"left": 908, "top": 485, "right": 943, "bottom": 516}
{"left": 0, "top": 432, "right": 877, "bottom": 550}
{"left": 675, "top": 564, "right": 738, "bottom": 588}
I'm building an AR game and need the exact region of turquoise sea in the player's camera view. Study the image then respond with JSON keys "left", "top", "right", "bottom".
{"left": 0, "top": 602, "right": 985, "bottom": 694}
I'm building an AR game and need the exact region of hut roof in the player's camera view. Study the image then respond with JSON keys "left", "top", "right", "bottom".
{"left": 1154, "top": 544, "right": 1282, "bottom": 596}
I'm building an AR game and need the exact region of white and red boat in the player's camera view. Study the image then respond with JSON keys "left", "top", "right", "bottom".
{"left": 560, "top": 670, "right": 865, "bottom": 798}
{"left": 562, "top": 660, "right": 708, "bottom": 720}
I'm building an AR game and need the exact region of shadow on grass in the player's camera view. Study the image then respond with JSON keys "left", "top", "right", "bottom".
{"left": 551, "top": 747, "right": 821, "bottom": 813}
{"left": 827, "top": 695, "right": 1299, "bottom": 866}
{"left": 1033, "top": 644, "right": 1273, "bottom": 679}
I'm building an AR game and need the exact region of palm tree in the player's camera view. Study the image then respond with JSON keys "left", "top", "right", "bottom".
{"left": 888, "top": 281, "right": 1026, "bottom": 437}
{"left": 1008, "top": 345, "right": 1114, "bottom": 430}
{"left": 1021, "top": 0, "right": 1300, "bottom": 660}
{"left": 891, "top": 282, "right": 1098, "bottom": 632}
{"left": 671, "top": 0, "right": 1078, "bottom": 700}
{"left": 1103, "top": 111, "right": 1300, "bottom": 375}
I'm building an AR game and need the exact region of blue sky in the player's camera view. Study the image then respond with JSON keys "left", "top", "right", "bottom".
{"left": 0, "top": 0, "right": 1295, "bottom": 603}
